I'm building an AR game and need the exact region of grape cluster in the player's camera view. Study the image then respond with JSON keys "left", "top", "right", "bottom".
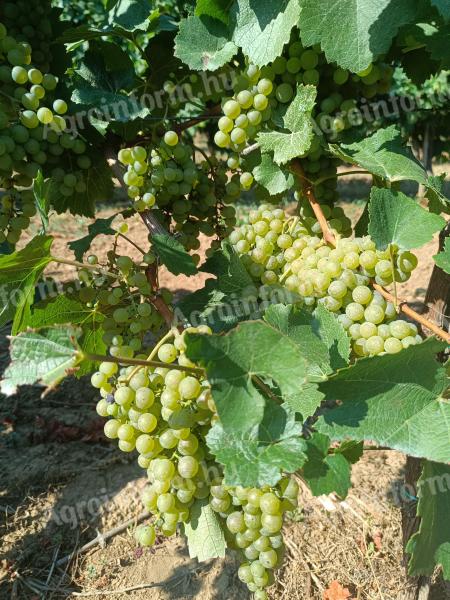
{"left": 75, "top": 246, "right": 168, "bottom": 354}
{"left": 215, "top": 35, "right": 393, "bottom": 154}
{"left": 214, "top": 478, "right": 298, "bottom": 599}
{"left": 0, "top": 188, "right": 36, "bottom": 245}
{"left": 118, "top": 131, "right": 238, "bottom": 254}
{"left": 0, "top": 21, "right": 94, "bottom": 245}
{"left": 0, "top": 0, "right": 57, "bottom": 72}
{"left": 231, "top": 205, "right": 422, "bottom": 357}
{"left": 92, "top": 327, "right": 219, "bottom": 543}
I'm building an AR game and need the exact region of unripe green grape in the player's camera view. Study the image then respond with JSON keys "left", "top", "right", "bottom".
{"left": 352, "top": 285, "right": 372, "bottom": 305}
{"left": 117, "top": 423, "right": 135, "bottom": 442}
{"left": 104, "top": 419, "right": 120, "bottom": 439}
{"left": 346, "top": 302, "right": 365, "bottom": 321}
{"left": 37, "top": 107, "right": 53, "bottom": 124}
{"left": 253, "top": 93, "right": 268, "bottom": 111}
{"left": 223, "top": 99, "right": 241, "bottom": 119}
{"left": 257, "top": 78, "right": 273, "bottom": 96}
{"left": 364, "top": 304, "right": 385, "bottom": 325}
{"left": 300, "top": 49, "right": 318, "bottom": 69}
{"left": 237, "top": 90, "right": 253, "bottom": 109}
{"left": 389, "top": 320, "right": 411, "bottom": 340}
{"left": 384, "top": 337, "right": 403, "bottom": 354}
{"left": 230, "top": 127, "right": 246, "bottom": 145}
{"left": 214, "top": 130, "right": 230, "bottom": 148}
{"left": 137, "top": 413, "right": 157, "bottom": 433}
{"left": 359, "top": 322, "right": 378, "bottom": 339}
{"left": 136, "top": 524, "right": 155, "bottom": 547}
{"left": 99, "top": 361, "right": 118, "bottom": 377}
{"left": 275, "top": 83, "right": 294, "bottom": 103}
{"left": 365, "top": 335, "right": 385, "bottom": 355}
{"left": 260, "top": 492, "right": 281, "bottom": 515}
{"left": 114, "top": 386, "right": 134, "bottom": 406}
{"left": 135, "top": 387, "right": 155, "bottom": 409}
{"left": 164, "top": 131, "right": 179, "bottom": 146}
{"left": 21, "top": 110, "right": 39, "bottom": 128}
{"left": 91, "top": 371, "right": 107, "bottom": 389}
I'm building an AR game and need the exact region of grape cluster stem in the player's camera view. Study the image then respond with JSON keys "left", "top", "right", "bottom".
{"left": 291, "top": 159, "right": 450, "bottom": 344}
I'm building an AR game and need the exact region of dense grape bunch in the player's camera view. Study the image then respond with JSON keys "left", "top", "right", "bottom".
{"left": 118, "top": 131, "right": 240, "bottom": 254}
{"left": 214, "top": 32, "right": 393, "bottom": 206}
{"left": 230, "top": 205, "right": 422, "bottom": 357}
{"left": 0, "top": 21, "right": 94, "bottom": 247}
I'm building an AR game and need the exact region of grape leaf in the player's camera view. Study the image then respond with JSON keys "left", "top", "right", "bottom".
{"left": 206, "top": 403, "right": 307, "bottom": 487}
{"left": 257, "top": 84, "right": 317, "bottom": 165}
{"left": 175, "top": 242, "right": 259, "bottom": 332}
{"left": 107, "top": 0, "right": 153, "bottom": 31}
{"left": 49, "top": 160, "right": 115, "bottom": 218}
{"left": 368, "top": 187, "right": 446, "bottom": 250}
{"left": 253, "top": 154, "right": 295, "bottom": 195}
{"left": 265, "top": 303, "right": 350, "bottom": 378}
{"left": 0, "top": 326, "right": 83, "bottom": 396}
{"left": 152, "top": 234, "right": 197, "bottom": 276}
{"left": 329, "top": 126, "right": 427, "bottom": 184}
{"left": 426, "top": 174, "right": 450, "bottom": 214}
{"left": 68, "top": 216, "right": 117, "bottom": 261}
{"left": 317, "top": 338, "right": 450, "bottom": 464}
{"left": 431, "top": 0, "right": 450, "bottom": 21}
{"left": 28, "top": 295, "right": 106, "bottom": 377}
{"left": 0, "top": 236, "right": 53, "bottom": 334}
{"left": 195, "top": 0, "right": 234, "bottom": 24}
{"left": 231, "top": 0, "right": 301, "bottom": 67}
{"left": 299, "top": 0, "right": 418, "bottom": 72}
{"left": 183, "top": 498, "right": 227, "bottom": 562}
{"left": 433, "top": 238, "right": 450, "bottom": 274}
{"left": 302, "top": 433, "right": 351, "bottom": 498}
{"left": 185, "top": 320, "right": 320, "bottom": 432}
{"left": 175, "top": 15, "right": 237, "bottom": 71}
{"left": 33, "top": 171, "right": 51, "bottom": 232}
{"left": 406, "top": 461, "right": 450, "bottom": 578}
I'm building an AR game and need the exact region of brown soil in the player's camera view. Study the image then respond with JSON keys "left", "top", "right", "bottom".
{"left": 1, "top": 188, "right": 449, "bottom": 600}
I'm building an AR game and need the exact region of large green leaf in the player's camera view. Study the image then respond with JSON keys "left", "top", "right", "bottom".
{"left": 175, "top": 15, "right": 237, "bottom": 70}
{"left": 368, "top": 187, "right": 446, "bottom": 250}
{"left": 33, "top": 171, "right": 51, "bottom": 232}
{"left": 253, "top": 153, "right": 295, "bottom": 195}
{"left": 257, "top": 84, "right": 316, "bottom": 165}
{"left": 183, "top": 498, "right": 227, "bottom": 562}
{"left": 317, "top": 339, "right": 450, "bottom": 464}
{"left": 49, "top": 160, "right": 115, "bottom": 218}
{"left": 406, "top": 461, "right": 450, "bottom": 579}
{"left": 0, "top": 236, "right": 53, "bottom": 334}
{"left": 206, "top": 403, "right": 307, "bottom": 487}
{"left": 231, "top": 0, "right": 301, "bottom": 66}
{"left": 426, "top": 174, "right": 450, "bottom": 215}
{"left": 0, "top": 326, "right": 83, "bottom": 396}
{"left": 433, "top": 238, "right": 450, "bottom": 274}
{"left": 28, "top": 295, "right": 106, "bottom": 376}
{"left": 152, "top": 233, "right": 197, "bottom": 276}
{"left": 185, "top": 320, "right": 320, "bottom": 432}
{"left": 264, "top": 303, "right": 350, "bottom": 379}
{"left": 329, "top": 126, "right": 427, "bottom": 184}
{"left": 68, "top": 216, "right": 117, "bottom": 261}
{"left": 302, "top": 433, "right": 351, "bottom": 498}
{"left": 107, "top": 0, "right": 153, "bottom": 31}
{"left": 195, "top": 0, "right": 233, "bottom": 24}
{"left": 299, "top": 0, "right": 418, "bottom": 72}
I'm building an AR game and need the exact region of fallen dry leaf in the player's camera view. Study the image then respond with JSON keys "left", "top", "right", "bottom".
{"left": 323, "top": 579, "right": 353, "bottom": 600}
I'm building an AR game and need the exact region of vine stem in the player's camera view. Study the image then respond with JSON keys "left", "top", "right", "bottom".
{"left": 173, "top": 105, "right": 222, "bottom": 134}
{"left": 290, "top": 159, "right": 336, "bottom": 245}
{"left": 290, "top": 158, "right": 450, "bottom": 344}
{"left": 85, "top": 352, "right": 204, "bottom": 376}
{"left": 51, "top": 256, "right": 117, "bottom": 279}
{"left": 125, "top": 329, "right": 176, "bottom": 383}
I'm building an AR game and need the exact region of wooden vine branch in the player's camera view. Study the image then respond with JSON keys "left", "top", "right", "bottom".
{"left": 291, "top": 159, "right": 450, "bottom": 343}
{"left": 174, "top": 104, "right": 221, "bottom": 134}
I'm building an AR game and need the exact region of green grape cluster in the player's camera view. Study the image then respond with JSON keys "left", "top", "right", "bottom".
{"left": 0, "top": 187, "right": 36, "bottom": 245}
{"left": 215, "top": 35, "right": 393, "bottom": 154}
{"left": 0, "top": 0, "right": 57, "bottom": 72}
{"left": 212, "top": 477, "right": 298, "bottom": 599}
{"left": 92, "top": 327, "right": 220, "bottom": 543}
{"left": 230, "top": 204, "right": 422, "bottom": 357}
{"left": 75, "top": 248, "right": 167, "bottom": 354}
{"left": 0, "top": 21, "right": 94, "bottom": 245}
{"left": 118, "top": 131, "right": 238, "bottom": 254}
{"left": 214, "top": 33, "right": 394, "bottom": 207}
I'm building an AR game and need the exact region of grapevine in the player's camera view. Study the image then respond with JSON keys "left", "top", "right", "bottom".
{"left": 1, "top": 3, "right": 450, "bottom": 599}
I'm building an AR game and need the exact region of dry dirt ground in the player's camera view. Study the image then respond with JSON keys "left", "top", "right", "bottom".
{"left": 1, "top": 173, "right": 449, "bottom": 600}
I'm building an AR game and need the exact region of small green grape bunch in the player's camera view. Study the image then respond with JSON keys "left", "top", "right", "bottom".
{"left": 214, "top": 62, "right": 274, "bottom": 151}
{"left": 296, "top": 197, "right": 352, "bottom": 238}
{"left": 219, "top": 477, "right": 298, "bottom": 598}
{"left": 0, "top": 187, "right": 36, "bottom": 246}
